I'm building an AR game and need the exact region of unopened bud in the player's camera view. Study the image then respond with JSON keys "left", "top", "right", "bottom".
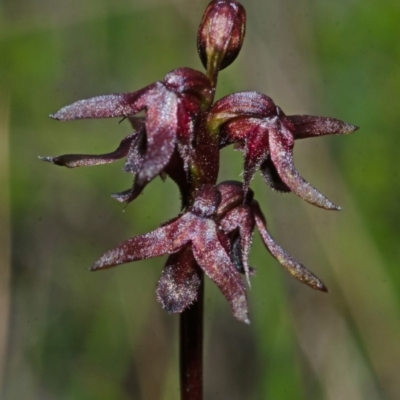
{"left": 197, "top": 0, "right": 246, "bottom": 73}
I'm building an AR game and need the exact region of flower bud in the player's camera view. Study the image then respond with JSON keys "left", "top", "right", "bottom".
{"left": 197, "top": 0, "right": 246, "bottom": 73}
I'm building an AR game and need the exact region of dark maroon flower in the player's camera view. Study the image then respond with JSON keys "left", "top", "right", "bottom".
{"left": 208, "top": 92, "right": 358, "bottom": 210}
{"left": 43, "top": 68, "right": 212, "bottom": 203}
{"left": 91, "top": 185, "right": 250, "bottom": 323}
{"left": 89, "top": 181, "right": 326, "bottom": 324}
{"left": 198, "top": 0, "right": 246, "bottom": 73}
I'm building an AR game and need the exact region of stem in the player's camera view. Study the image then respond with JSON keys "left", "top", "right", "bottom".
{"left": 180, "top": 272, "right": 204, "bottom": 400}
{"left": 180, "top": 54, "right": 220, "bottom": 400}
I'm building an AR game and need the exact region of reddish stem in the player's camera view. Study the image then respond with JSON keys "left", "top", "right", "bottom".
{"left": 179, "top": 272, "right": 204, "bottom": 400}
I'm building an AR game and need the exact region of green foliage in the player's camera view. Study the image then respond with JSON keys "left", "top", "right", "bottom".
{"left": 2, "top": 0, "right": 400, "bottom": 399}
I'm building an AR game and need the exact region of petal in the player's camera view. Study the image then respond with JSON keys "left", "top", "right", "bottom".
{"left": 190, "top": 220, "right": 249, "bottom": 323}
{"left": 219, "top": 118, "right": 270, "bottom": 196}
{"left": 163, "top": 67, "right": 213, "bottom": 106}
{"left": 190, "top": 185, "right": 221, "bottom": 218}
{"left": 175, "top": 95, "right": 200, "bottom": 172}
{"left": 39, "top": 133, "right": 136, "bottom": 168}
{"left": 268, "top": 122, "right": 340, "bottom": 210}
{"left": 91, "top": 216, "right": 188, "bottom": 271}
{"left": 220, "top": 117, "right": 263, "bottom": 146}
{"left": 259, "top": 158, "right": 290, "bottom": 192}
{"left": 242, "top": 123, "right": 270, "bottom": 196}
{"left": 113, "top": 147, "right": 187, "bottom": 205}
{"left": 50, "top": 84, "right": 157, "bottom": 121}
{"left": 208, "top": 92, "right": 277, "bottom": 132}
{"left": 156, "top": 246, "right": 201, "bottom": 313}
{"left": 216, "top": 180, "right": 245, "bottom": 216}
{"left": 111, "top": 185, "right": 142, "bottom": 204}
{"left": 135, "top": 88, "right": 178, "bottom": 186}
{"left": 252, "top": 202, "right": 327, "bottom": 292}
{"left": 123, "top": 128, "right": 146, "bottom": 174}
{"left": 220, "top": 206, "right": 255, "bottom": 285}
{"left": 287, "top": 115, "right": 359, "bottom": 139}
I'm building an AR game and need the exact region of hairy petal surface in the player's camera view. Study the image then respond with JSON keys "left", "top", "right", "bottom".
{"left": 268, "top": 121, "right": 340, "bottom": 210}
{"left": 220, "top": 206, "right": 255, "bottom": 285}
{"left": 216, "top": 180, "right": 245, "bottom": 216}
{"left": 39, "top": 133, "right": 136, "bottom": 168}
{"left": 288, "top": 115, "right": 358, "bottom": 139}
{"left": 50, "top": 85, "right": 154, "bottom": 121}
{"left": 252, "top": 202, "right": 327, "bottom": 292}
{"left": 91, "top": 217, "right": 188, "bottom": 271}
{"left": 176, "top": 95, "right": 200, "bottom": 173}
{"left": 190, "top": 219, "right": 249, "bottom": 323}
{"left": 164, "top": 68, "right": 213, "bottom": 106}
{"left": 123, "top": 129, "right": 146, "bottom": 174}
{"left": 208, "top": 92, "right": 276, "bottom": 132}
{"left": 136, "top": 88, "right": 178, "bottom": 185}
{"left": 242, "top": 124, "right": 270, "bottom": 195}
{"left": 157, "top": 246, "right": 201, "bottom": 313}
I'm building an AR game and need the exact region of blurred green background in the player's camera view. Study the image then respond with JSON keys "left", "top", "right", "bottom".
{"left": 1, "top": 0, "right": 400, "bottom": 399}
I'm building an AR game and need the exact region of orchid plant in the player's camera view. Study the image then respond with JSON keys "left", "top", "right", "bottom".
{"left": 41, "top": 1, "right": 357, "bottom": 398}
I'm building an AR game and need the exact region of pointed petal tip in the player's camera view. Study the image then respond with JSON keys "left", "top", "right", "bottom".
{"left": 38, "top": 156, "right": 55, "bottom": 164}
{"left": 233, "top": 301, "right": 250, "bottom": 324}
{"left": 90, "top": 258, "right": 110, "bottom": 271}
{"left": 344, "top": 123, "right": 359, "bottom": 134}
{"left": 312, "top": 278, "right": 329, "bottom": 292}
{"left": 329, "top": 203, "right": 342, "bottom": 211}
{"left": 307, "top": 196, "right": 341, "bottom": 211}
{"left": 234, "top": 308, "right": 250, "bottom": 324}
{"left": 320, "top": 284, "right": 329, "bottom": 293}
{"left": 90, "top": 261, "right": 110, "bottom": 271}
{"left": 49, "top": 112, "right": 62, "bottom": 120}
{"left": 111, "top": 192, "right": 128, "bottom": 203}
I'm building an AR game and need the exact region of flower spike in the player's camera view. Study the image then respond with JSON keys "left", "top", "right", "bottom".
{"left": 43, "top": 0, "right": 357, "bottom": 328}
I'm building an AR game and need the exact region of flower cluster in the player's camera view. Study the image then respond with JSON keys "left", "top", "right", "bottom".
{"left": 42, "top": 0, "right": 357, "bottom": 323}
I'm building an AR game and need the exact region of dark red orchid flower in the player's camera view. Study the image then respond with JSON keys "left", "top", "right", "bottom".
{"left": 42, "top": 68, "right": 212, "bottom": 203}
{"left": 91, "top": 184, "right": 250, "bottom": 323}
{"left": 208, "top": 92, "right": 358, "bottom": 210}
{"left": 90, "top": 181, "right": 326, "bottom": 324}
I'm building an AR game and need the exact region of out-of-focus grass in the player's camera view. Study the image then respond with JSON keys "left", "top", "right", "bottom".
{"left": 0, "top": 96, "right": 10, "bottom": 395}
{"left": 1, "top": 0, "right": 400, "bottom": 399}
